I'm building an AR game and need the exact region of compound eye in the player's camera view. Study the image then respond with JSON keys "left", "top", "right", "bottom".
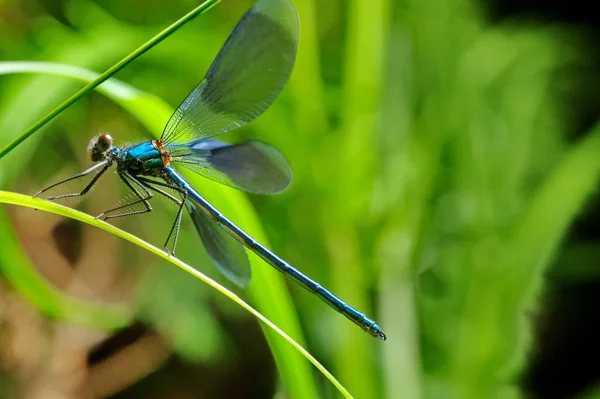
{"left": 96, "top": 134, "right": 113, "bottom": 152}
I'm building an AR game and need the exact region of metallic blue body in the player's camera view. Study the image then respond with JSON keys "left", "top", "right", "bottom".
{"left": 123, "top": 141, "right": 158, "bottom": 161}
{"left": 117, "top": 142, "right": 164, "bottom": 177}
{"left": 36, "top": 0, "right": 386, "bottom": 340}
{"left": 165, "top": 165, "right": 385, "bottom": 339}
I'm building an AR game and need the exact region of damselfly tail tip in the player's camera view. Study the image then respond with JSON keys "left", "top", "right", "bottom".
{"left": 369, "top": 323, "right": 386, "bottom": 340}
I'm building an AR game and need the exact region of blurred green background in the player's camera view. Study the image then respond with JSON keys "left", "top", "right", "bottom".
{"left": 1, "top": 0, "right": 600, "bottom": 398}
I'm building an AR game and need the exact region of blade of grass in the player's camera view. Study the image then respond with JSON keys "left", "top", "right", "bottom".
{"left": 0, "top": 24, "right": 149, "bottom": 189}
{"left": 288, "top": 0, "right": 329, "bottom": 140}
{"left": 330, "top": 0, "right": 391, "bottom": 397}
{"left": 499, "top": 121, "right": 600, "bottom": 371}
{"left": 507, "top": 125, "right": 600, "bottom": 307}
{"left": 0, "top": 61, "right": 173, "bottom": 134}
{"left": 377, "top": 21, "right": 423, "bottom": 399}
{"left": 0, "top": 190, "right": 353, "bottom": 399}
{"left": 0, "top": 61, "right": 320, "bottom": 399}
{"left": 0, "top": 0, "right": 220, "bottom": 159}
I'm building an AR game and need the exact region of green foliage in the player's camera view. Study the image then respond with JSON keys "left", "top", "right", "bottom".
{"left": 0, "top": 190, "right": 350, "bottom": 398}
{"left": 1, "top": 0, "right": 599, "bottom": 398}
{"left": 0, "top": 0, "right": 220, "bottom": 158}
{"left": 0, "top": 61, "right": 326, "bottom": 398}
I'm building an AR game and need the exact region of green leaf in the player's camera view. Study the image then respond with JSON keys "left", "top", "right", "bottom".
{"left": 0, "top": 61, "right": 337, "bottom": 398}
{"left": 498, "top": 122, "right": 600, "bottom": 371}
{"left": 0, "top": 0, "right": 220, "bottom": 159}
{"left": 0, "top": 190, "right": 351, "bottom": 398}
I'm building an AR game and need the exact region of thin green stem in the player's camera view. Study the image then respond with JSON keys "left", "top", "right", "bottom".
{"left": 0, "top": 0, "right": 220, "bottom": 159}
{"left": 0, "top": 190, "right": 354, "bottom": 399}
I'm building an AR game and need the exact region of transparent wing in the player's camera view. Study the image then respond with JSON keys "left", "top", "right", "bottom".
{"left": 160, "top": 0, "right": 299, "bottom": 145}
{"left": 186, "top": 201, "right": 251, "bottom": 288}
{"left": 169, "top": 139, "right": 292, "bottom": 194}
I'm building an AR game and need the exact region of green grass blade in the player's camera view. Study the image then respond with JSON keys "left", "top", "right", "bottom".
{"left": 498, "top": 122, "right": 600, "bottom": 370}
{"left": 0, "top": 61, "right": 174, "bottom": 134}
{"left": 288, "top": 0, "right": 329, "bottom": 138}
{"left": 377, "top": 22, "right": 424, "bottom": 399}
{"left": 0, "top": 61, "right": 323, "bottom": 399}
{"left": 0, "top": 0, "right": 220, "bottom": 159}
{"left": 507, "top": 121, "right": 600, "bottom": 305}
{"left": 331, "top": 0, "right": 391, "bottom": 397}
{"left": 0, "top": 190, "right": 352, "bottom": 399}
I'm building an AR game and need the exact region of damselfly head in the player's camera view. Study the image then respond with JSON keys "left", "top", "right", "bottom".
{"left": 88, "top": 133, "right": 113, "bottom": 162}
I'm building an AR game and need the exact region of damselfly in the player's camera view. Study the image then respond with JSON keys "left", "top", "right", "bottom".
{"left": 35, "top": 0, "right": 386, "bottom": 340}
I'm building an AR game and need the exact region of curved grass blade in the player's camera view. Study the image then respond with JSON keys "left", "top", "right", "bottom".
{"left": 0, "top": 61, "right": 174, "bottom": 135}
{"left": 0, "top": 0, "right": 220, "bottom": 159}
{"left": 0, "top": 190, "right": 353, "bottom": 399}
{"left": 0, "top": 61, "right": 322, "bottom": 399}
{"left": 498, "top": 122, "right": 600, "bottom": 372}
